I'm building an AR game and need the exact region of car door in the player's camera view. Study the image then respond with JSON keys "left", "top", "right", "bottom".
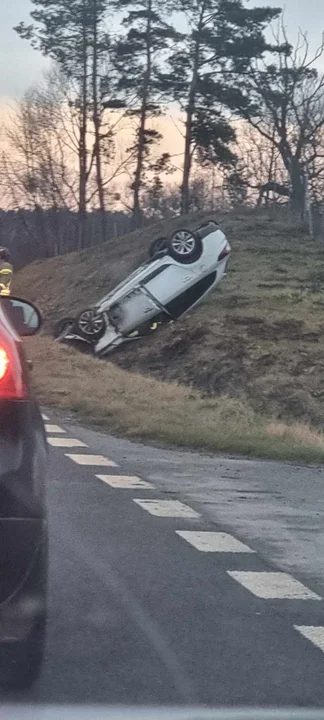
{"left": 143, "top": 263, "right": 198, "bottom": 308}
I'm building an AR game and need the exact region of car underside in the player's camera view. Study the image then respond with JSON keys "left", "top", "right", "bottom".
{"left": 54, "top": 221, "right": 231, "bottom": 357}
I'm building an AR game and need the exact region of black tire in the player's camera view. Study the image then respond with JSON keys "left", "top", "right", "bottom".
{"left": 168, "top": 228, "right": 202, "bottom": 264}
{"left": 0, "top": 538, "right": 48, "bottom": 692}
{"left": 149, "top": 236, "right": 168, "bottom": 259}
{"left": 53, "top": 317, "right": 75, "bottom": 339}
{"left": 76, "top": 308, "right": 105, "bottom": 341}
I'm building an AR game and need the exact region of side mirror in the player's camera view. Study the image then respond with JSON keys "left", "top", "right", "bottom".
{"left": 2, "top": 297, "right": 42, "bottom": 337}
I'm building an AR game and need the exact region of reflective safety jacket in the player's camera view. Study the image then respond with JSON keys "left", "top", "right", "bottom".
{"left": 0, "top": 261, "right": 13, "bottom": 296}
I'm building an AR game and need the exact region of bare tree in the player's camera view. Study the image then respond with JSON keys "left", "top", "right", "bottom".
{"left": 1, "top": 83, "right": 82, "bottom": 254}
{"left": 232, "top": 122, "right": 288, "bottom": 206}
{"left": 3, "top": 80, "right": 79, "bottom": 203}
{"left": 237, "top": 24, "right": 324, "bottom": 215}
{"left": 15, "top": 0, "right": 115, "bottom": 247}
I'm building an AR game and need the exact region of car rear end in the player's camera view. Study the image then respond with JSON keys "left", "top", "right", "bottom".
{"left": 0, "top": 302, "right": 47, "bottom": 689}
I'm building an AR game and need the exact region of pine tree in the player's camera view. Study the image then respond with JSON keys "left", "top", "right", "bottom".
{"left": 163, "top": 0, "right": 281, "bottom": 214}
{"left": 107, "top": 0, "right": 178, "bottom": 227}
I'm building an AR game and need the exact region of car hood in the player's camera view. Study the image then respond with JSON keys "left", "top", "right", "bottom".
{"left": 2, "top": 708, "right": 324, "bottom": 720}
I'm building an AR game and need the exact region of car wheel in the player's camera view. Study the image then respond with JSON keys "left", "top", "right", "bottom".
{"left": 149, "top": 236, "right": 168, "bottom": 259}
{"left": 0, "top": 539, "right": 48, "bottom": 692}
{"left": 53, "top": 317, "right": 75, "bottom": 339}
{"left": 169, "top": 229, "right": 202, "bottom": 263}
{"left": 76, "top": 309, "right": 105, "bottom": 340}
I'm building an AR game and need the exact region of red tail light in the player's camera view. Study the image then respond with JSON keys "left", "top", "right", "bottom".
{"left": 218, "top": 244, "right": 231, "bottom": 262}
{"left": 0, "top": 347, "right": 9, "bottom": 380}
{"left": 0, "top": 338, "right": 28, "bottom": 400}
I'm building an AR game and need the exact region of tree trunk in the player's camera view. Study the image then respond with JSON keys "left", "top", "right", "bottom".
{"left": 278, "top": 140, "right": 306, "bottom": 218}
{"left": 180, "top": 4, "right": 205, "bottom": 216}
{"left": 181, "top": 104, "right": 194, "bottom": 216}
{"left": 132, "top": 116, "right": 146, "bottom": 229}
{"left": 289, "top": 157, "right": 306, "bottom": 217}
{"left": 92, "top": 0, "right": 105, "bottom": 224}
{"left": 265, "top": 128, "right": 276, "bottom": 206}
{"left": 35, "top": 204, "right": 50, "bottom": 257}
{"left": 132, "top": 0, "right": 152, "bottom": 229}
{"left": 78, "top": 4, "right": 88, "bottom": 250}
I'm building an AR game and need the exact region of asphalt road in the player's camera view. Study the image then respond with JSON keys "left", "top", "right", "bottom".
{"left": 10, "top": 411, "right": 324, "bottom": 707}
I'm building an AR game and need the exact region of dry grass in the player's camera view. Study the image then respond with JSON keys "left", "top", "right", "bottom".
{"left": 26, "top": 335, "right": 324, "bottom": 463}
{"left": 266, "top": 422, "right": 324, "bottom": 450}
{"left": 15, "top": 206, "right": 324, "bottom": 460}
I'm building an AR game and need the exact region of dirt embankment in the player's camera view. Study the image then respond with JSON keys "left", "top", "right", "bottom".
{"left": 16, "top": 207, "right": 324, "bottom": 430}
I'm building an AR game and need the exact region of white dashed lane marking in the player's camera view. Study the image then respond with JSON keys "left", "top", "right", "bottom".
{"left": 96, "top": 475, "right": 154, "bottom": 489}
{"left": 133, "top": 499, "right": 200, "bottom": 518}
{"left": 45, "top": 424, "right": 66, "bottom": 434}
{"left": 41, "top": 417, "right": 324, "bottom": 617}
{"left": 176, "top": 531, "right": 255, "bottom": 553}
{"left": 227, "top": 571, "right": 322, "bottom": 600}
{"left": 48, "top": 437, "right": 88, "bottom": 448}
{"left": 295, "top": 626, "right": 324, "bottom": 652}
{"left": 66, "top": 454, "right": 118, "bottom": 467}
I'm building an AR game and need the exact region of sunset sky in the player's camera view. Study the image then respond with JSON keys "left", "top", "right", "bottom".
{"left": 0, "top": 0, "right": 323, "bottom": 101}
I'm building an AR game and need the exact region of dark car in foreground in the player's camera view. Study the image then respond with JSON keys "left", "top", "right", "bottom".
{"left": 0, "top": 296, "right": 47, "bottom": 690}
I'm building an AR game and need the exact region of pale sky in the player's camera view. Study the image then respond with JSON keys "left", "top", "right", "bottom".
{"left": 0, "top": 0, "right": 323, "bottom": 99}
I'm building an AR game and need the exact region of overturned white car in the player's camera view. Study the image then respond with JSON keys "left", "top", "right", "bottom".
{"left": 54, "top": 220, "right": 231, "bottom": 357}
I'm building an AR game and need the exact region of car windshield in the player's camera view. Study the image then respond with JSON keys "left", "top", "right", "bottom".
{"left": 2, "top": 0, "right": 324, "bottom": 715}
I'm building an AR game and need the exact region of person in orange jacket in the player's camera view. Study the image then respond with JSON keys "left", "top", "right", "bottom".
{"left": 0, "top": 247, "right": 13, "bottom": 296}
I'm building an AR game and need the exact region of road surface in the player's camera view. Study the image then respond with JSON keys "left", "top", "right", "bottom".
{"left": 6, "top": 410, "right": 324, "bottom": 707}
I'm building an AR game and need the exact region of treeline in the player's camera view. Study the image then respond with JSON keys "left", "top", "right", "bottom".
{"left": 1, "top": 0, "right": 324, "bottom": 250}
{"left": 0, "top": 176, "right": 244, "bottom": 266}
{"left": 0, "top": 209, "right": 132, "bottom": 268}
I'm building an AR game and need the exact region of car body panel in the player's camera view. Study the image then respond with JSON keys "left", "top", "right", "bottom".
{"left": 96, "top": 258, "right": 163, "bottom": 310}
{"left": 0, "top": 520, "right": 46, "bottom": 642}
{"left": 144, "top": 265, "right": 198, "bottom": 306}
{"left": 164, "top": 271, "right": 218, "bottom": 319}
{"left": 108, "top": 288, "right": 162, "bottom": 335}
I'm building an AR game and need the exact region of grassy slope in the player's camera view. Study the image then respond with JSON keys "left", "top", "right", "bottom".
{"left": 16, "top": 207, "right": 324, "bottom": 460}
{"left": 26, "top": 336, "right": 324, "bottom": 463}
